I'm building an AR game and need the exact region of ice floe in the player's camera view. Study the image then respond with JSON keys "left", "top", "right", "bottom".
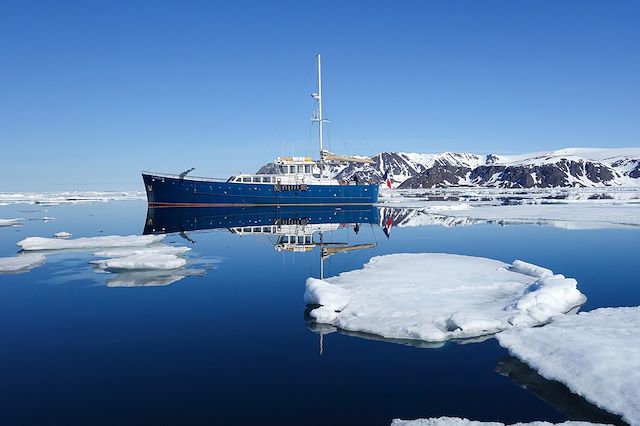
{"left": 91, "top": 246, "right": 191, "bottom": 271}
{"left": 0, "top": 218, "right": 23, "bottom": 227}
{"left": 390, "top": 417, "right": 607, "bottom": 426}
{"left": 497, "top": 307, "right": 640, "bottom": 425}
{"left": 305, "top": 253, "right": 586, "bottom": 342}
{"left": 0, "top": 191, "right": 145, "bottom": 205}
{"left": 0, "top": 254, "right": 47, "bottom": 274}
{"left": 53, "top": 232, "right": 72, "bottom": 238}
{"left": 18, "top": 235, "right": 165, "bottom": 251}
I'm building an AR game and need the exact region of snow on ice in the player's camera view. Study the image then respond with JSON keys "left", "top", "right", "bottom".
{"left": 305, "top": 253, "right": 586, "bottom": 342}
{"left": 18, "top": 235, "right": 166, "bottom": 251}
{"left": 390, "top": 417, "right": 606, "bottom": 426}
{"left": 0, "top": 254, "right": 47, "bottom": 274}
{"left": 91, "top": 246, "right": 191, "bottom": 271}
{"left": 0, "top": 191, "right": 145, "bottom": 205}
{"left": 497, "top": 307, "right": 640, "bottom": 425}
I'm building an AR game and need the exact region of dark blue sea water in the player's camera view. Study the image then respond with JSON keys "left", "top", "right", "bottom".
{"left": 0, "top": 200, "right": 635, "bottom": 425}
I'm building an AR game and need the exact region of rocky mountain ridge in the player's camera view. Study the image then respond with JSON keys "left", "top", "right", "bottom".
{"left": 259, "top": 148, "right": 640, "bottom": 188}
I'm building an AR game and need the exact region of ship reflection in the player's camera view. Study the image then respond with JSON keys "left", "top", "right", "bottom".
{"left": 140, "top": 206, "right": 381, "bottom": 287}
{"left": 144, "top": 206, "right": 379, "bottom": 238}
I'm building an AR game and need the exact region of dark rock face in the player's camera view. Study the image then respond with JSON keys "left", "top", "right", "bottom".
{"left": 485, "top": 154, "right": 500, "bottom": 165}
{"left": 584, "top": 162, "right": 614, "bottom": 183}
{"left": 335, "top": 152, "right": 424, "bottom": 183}
{"left": 629, "top": 161, "right": 640, "bottom": 178}
{"left": 399, "top": 166, "right": 471, "bottom": 189}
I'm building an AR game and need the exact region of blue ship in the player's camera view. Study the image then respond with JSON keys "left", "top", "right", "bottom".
{"left": 142, "top": 54, "right": 379, "bottom": 207}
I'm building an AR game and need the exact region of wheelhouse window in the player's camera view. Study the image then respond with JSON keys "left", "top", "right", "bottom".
{"left": 242, "top": 177, "right": 251, "bottom": 182}
{"left": 262, "top": 177, "right": 271, "bottom": 183}
{"left": 252, "top": 177, "right": 261, "bottom": 183}
{"left": 290, "top": 166, "right": 297, "bottom": 174}
{"left": 305, "top": 165, "right": 311, "bottom": 173}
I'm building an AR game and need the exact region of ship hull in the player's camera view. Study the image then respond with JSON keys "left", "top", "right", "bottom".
{"left": 142, "top": 173, "right": 379, "bottom": 206}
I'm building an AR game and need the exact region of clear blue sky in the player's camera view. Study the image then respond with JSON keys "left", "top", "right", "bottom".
{"left": 1, "top": 0, "right": 639, "bottom": 190}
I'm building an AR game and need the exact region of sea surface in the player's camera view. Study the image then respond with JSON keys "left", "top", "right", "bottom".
{"left": 0, "top": 199, "right": 636, "bottom": 425}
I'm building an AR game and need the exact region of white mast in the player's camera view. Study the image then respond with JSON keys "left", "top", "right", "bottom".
{"left": 312, "top": 53, "right": 325, "bottom": 175}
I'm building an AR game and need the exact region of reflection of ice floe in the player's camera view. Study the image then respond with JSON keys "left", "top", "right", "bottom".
{"left": 496, "top": 357, "right": 625, "bottom": 425}
{"left": 305, "top": 254, "right": 586, "bottom": 342}
{"left": 390, "top": 417, "right": 607, "bottom": 425}
{"left": 497, "top": 307, "right": 640, "bottom": 425}
{"left": 18, "top": 235, "right": 165, "bottom": 251}
{"left": 0, "top": 218, "right": 23, "bottom": 227}
{"left": 0, "top": 254, "right": 47, "bottom": 274}
{"left": 0, "top": 191, "right": 145, "bottom": 205}
{"left": 104, "top": 267, "right": 209, "bottom": 287}
{"left": 378, "top": 203, "right": 640, "bottom": 230}
{"left": 439, "top": 203, "right": 640, "bottom": 229}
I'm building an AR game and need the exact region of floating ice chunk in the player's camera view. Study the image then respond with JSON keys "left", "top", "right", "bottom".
{"left": 390, "top": 417, "right": 607, "bottom": 425}
{"left": 510, "top": 260, "right": 554, "bottom": 278}
{"left": 96, "top": 253, "right": 186, "bottom": 270}
{"left": 92, "top": 245, "right": 191, "bottom": 271}
{"left": 53, "top": 232, "right": 72, "bottom": 238}
{"left": 17, "top": 235, "right": 165, "bottom": 251}
{"left": 497, "top": 307, "right": 640, "bottom": 425}
{"left": 93, "top": 246, "right": 190, "bottom": 258}
{"left": 305, "top": 254, "right": 585, "bottom": 342}
{"left": 29, "top": 216, "right": 55, "bottom": 221}
{"left": 0, "top": 254, "right": 46, "bottom": 274}
{"left": 0, "top": 218, "right": 23, "bottom": 227}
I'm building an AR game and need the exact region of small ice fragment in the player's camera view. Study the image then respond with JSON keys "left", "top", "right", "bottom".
{"left": 53, "top": 232, "right": 72, "bottom": 238}
{"left": 0, "top": 218, "right": 23, "bottom": 227}
{"left": 98, "top": 253, "right": 186, "bottom": 270}
{"left": 0, "top": 254, "right": 46, "bottom": 274}
{"left": 510, "top": 259, "right": 554, "bottom": 278}
{"left": 29, "top": 216, "right": 55, "bottom": 221}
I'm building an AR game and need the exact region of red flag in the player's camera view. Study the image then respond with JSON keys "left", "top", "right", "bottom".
{"left": 383, "top": 216, "right": 393, "bottom": 239}
{"left": 382, "top": 169, "right": 392, "bottom": 189}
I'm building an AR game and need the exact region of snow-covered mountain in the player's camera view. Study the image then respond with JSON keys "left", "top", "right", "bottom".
{"left": 258, "top": 148, "right": 640, "bottom": 188}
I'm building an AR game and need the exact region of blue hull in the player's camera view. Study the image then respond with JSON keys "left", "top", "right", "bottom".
{"left": 142, "top": 173, "right": 379, "bottom": 206}
{"left": 143, "top": 205, "right": 379, "bottom": 235}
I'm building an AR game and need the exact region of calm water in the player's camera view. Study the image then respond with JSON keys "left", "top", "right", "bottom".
{"left": 0, "top": 200, "right": 636, "bottom": 426}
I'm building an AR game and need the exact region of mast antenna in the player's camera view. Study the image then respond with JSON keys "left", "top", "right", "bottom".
{"left": 311, "top": 54, "right": 329, "bottom": 176}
